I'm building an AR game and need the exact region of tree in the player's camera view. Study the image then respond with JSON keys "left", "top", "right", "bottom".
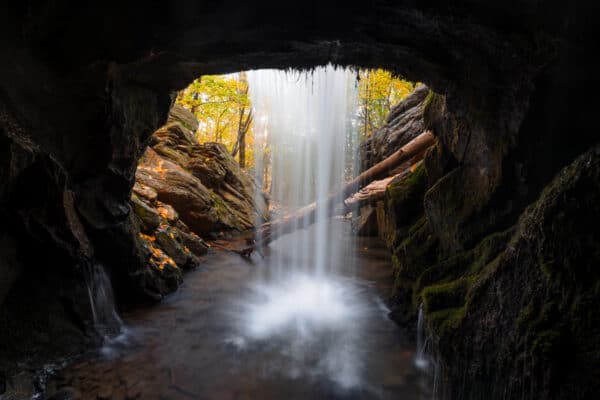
{"left": 230, "top": 72, "right": 253, "bottom": 169}
{"left": 176, "top": 73, "right": 255, "bottom": 168}
{"left": 357, "top": 69, "right": 416, "bottom": 140}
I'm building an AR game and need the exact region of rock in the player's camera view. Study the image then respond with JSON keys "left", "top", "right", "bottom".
{"left": 355, "top": 85, "right": 430, "bottom": 240}
{"left": 136, "top": 119, "right": 268, "bottom": 236}
{"left": 132, "top": 182, "right": 158, "bottom": 202}
{"left": 352, "top": 205, "right": 379, "bottom": 236}
{"left": 151, "top": 122, "right": 196, "bottom": 167}
{"left": 135, "top": 148, "right": 217, "bottom": 234}
{"left": 433, "top": 145, "right": 600, "bottom": 400}
{"left": 187, "top": 144, "right": 228, "bottom": 187}
{"left": 130, "top": 194, "right": 160, "bottom": 233}
{"left": 360, "top": 84, "right": 429, "bottom": 170}
{"left": 167, "top": 104, "right": 199, "bottom": 133}
{"left": 175, "top": 219, "right": 191, "bottom": 233}
{"left": 46, "top": 386, "right": 81, "bottom": 400}
{"left": 187, "top": 142, "right": 268, "bottom": 229}
{"left": 154, "top": 225, "right": 199, "bottom": 270}
{"left": 134, "top": 234, "right": 183, "bottom": 298}
{"left": 179, "top": 231, "right": 209, "bottom": 256}
{"left": 2, "top": 2, "right": 599, "bottom": 397}
{"left": 155, "top": 201, "right": 178, "bottom": 224}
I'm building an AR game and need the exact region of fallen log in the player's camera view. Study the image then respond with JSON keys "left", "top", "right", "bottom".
{"left": 338, "top": 164, "right": 418, "bottom": 213}
{"left": 251, "top": 130, "right": 435, "bottom": 248}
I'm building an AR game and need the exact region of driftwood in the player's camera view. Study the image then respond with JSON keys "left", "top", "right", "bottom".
{"left": 242, "top": 130, "right": 435, "bottom": 253}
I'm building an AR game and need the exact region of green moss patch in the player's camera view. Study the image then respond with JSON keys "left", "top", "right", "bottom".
{"left": 421, "top": 277, "right": 471, "bottom": 314}
{"left": 428, "top": 306, "right": 466, "bottom": 336}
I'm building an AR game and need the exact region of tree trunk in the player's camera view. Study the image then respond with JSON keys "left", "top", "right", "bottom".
{"left": 239, "top": 126, "right": 246, "bottom": 168}
{"left": 231, "top": 72, "right": 252, "bottom": 168}
{"left": 253, "top": 130, "right": 435, "bottom": 246}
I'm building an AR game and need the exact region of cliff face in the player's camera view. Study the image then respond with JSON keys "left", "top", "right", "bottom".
{"left": 363, "top": 91, "right": 600, "bottom": 398}
{"left": 1, "top": 1, "right": 599, "bottom": 397}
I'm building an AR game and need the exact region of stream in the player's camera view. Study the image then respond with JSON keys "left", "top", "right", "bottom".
{"left": 47, "top": 222, "right": 432, "bottom": 399}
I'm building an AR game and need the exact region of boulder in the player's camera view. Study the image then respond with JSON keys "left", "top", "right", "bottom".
{"left": 154, "top": 225, "right": 200, "bottom": 270}
{"left": 135, "top": 109, "right": 269, "bottom": 236}
{"left": 135, "top": 148, "right": 217, "bottom": 234}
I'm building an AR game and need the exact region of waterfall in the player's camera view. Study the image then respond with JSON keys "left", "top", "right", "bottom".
{"left": 415, "top": 303, "right": 429, "bottom": 370}
{"left": 228, "top": 65, "right": 370, "bottom": 389}
{"left": 415, "top": 303, "right": 441, "bottom": 399}
{"left": 84, "top": 263, "right": 128, "bottom": 357}
{"left": 248, "top": 65, "right": 357, "bottom": 278}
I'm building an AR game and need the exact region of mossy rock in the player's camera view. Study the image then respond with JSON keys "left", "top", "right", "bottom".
{"left": 422, "top": 91, "right": 444, "bottom": 129}
{"left": 428, "top": 306, "right": 466, "bottom": 337}
{"left": 392, "top": 216, "right": 438, "bottom": 282}
{"left": 167, "top": 104, "right": 199, "bottom": 133}
{"left": 155, "top": 225, "right": 199, "bottom": 270}
{"left": 130, "top": 194, "right": 160, "bottom": 233}
{"left": 385, "top": 163, "right": 428, "bottom": 231}
{"left": 414, "top": 254, "right": 466, "bottom": 297}
{"left": 153, "top": 143, "right": 190, "bottom": 167}
{"left": 421, "top": 277, "right": 471, "bottom": 314}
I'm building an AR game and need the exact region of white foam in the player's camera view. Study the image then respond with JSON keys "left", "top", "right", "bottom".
{"left": 243, "top": 274, "right": 361, "bottom": 340}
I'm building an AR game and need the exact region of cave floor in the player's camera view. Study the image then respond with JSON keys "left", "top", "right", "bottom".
{"left": 47, "top": 222, "right": 430, "bottom": 400}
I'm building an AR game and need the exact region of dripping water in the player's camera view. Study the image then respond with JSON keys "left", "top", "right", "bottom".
{"left": 415, "top": 303, "right": 441, "bottom": 399}
{"left": 415, "top": 303, "right": 430, "bottom": 370}
{"left": 84, "top": 263, "right": 129, "bottom": 358}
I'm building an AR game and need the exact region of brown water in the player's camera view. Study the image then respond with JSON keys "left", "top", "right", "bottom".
{"left": 47, "top": 223, "right": 432, "bottom": 399}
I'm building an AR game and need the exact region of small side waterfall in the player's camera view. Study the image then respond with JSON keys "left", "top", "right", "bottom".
{"left": 415, "top": 303, "right": 430, "bottom": 370}
{"left": 84, "top": 263, "right": 127, "bottom": 356}
{"left": 85, "top": 263, "right": 123, "bottom": 334}
{"left": 415, "top": 303, "right": 441, "bottom": 398}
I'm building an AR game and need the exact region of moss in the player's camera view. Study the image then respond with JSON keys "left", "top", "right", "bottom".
{"left": 422, "top": 90, "right": 435, "bottom": 117}
{"left": 393, "top": 216, "right": 438, "bottom": 280}
{"left": 421, "top": 276, "right": 471, "bottom": 313}
{"left": 407, "top": 214, "right": 427, "bottom": 237}
{"left": 428, "top": 306, "right": 466, "bottom": 336}
{"left": 414, "top": 255, "right": 465, "bottom": 295}
{"left": 153, "top": 144, "right": 188, "bottom": 166}
{"left": 422, "top": 90, "right": 446, "bottom": 129}
{"left": 388, "top": 166, "right": 429, "bottom": 236}
{"left": 208, "top": 190, "right": 230, "bottom": 220}
{"left": 516, "top": 301, "right": 536, "bottom": 333}
{"left": 468, "top": 227, "right": 514, "bottom": 274}
{"left": 386, "top": 163, "right": 428, "bottom": 215}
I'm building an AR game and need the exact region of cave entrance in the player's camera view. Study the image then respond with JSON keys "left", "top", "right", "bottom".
{"left": 55, "top": 66, "right": 434, "bottom": 398}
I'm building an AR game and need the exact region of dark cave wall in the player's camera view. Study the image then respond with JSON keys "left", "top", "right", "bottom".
{"left": 1, "top": 0, "right": 599, "bottom": 397}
